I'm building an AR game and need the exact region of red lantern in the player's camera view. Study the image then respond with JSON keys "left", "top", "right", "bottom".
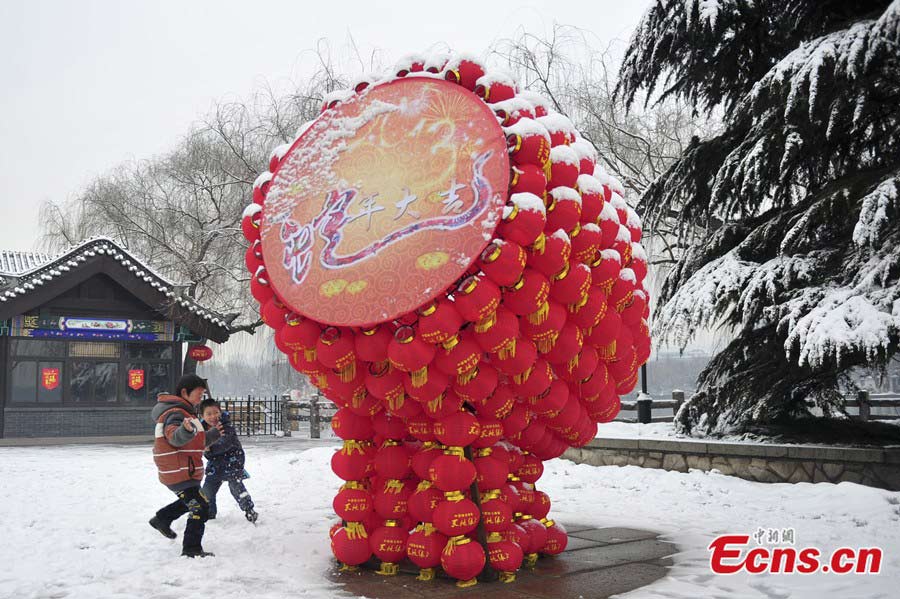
{"left": 542, "top": 520, "right": 568, "bottom": 555}
{"left": 550, "top": 262, "right": 592, "bottom": 306}
{"left": 370, "top": 521, "right": 409, "bottom": 575}
{"left": 404, "top": 366, "right": 449, "bottom": 402}
{"left": 444, "top": 56, "right": 485, "bottom": 91}
{"left": 501, "top": 268, "right": 550, "bottom": 317}
{"left": 527, "top": 228, "right": 571, "bottom": 279}
{"left": 260, "top": 297, "right": 290, "bottom": 331}
{"left": 417, "top": 299, "right": 463, "bottom": 344}
{"left": 374, "top": 441, "right": 412, "bottom": 480}
{"left": 571, "top": 222, "right": 603, "bottom": 264}
{"left": 411, "top": 442, "right": 441, "bottom": 479}
{"left": 590, "top": 248, "right": 622, "bottom": 294}
{"left": 250, "top": 266, "right": 274, "bottom": 304}
{"left": 546, "top": 186, "right": 581, "bottom": 232}
{"left": 277, "top": 316, "right": 321, "bottom": 359}
{"left": 364, "top": 363, "right": 405, "bottom": 402}
{"left": 331, "top": 408, "right": 374, "bottom": 441}
{"left": 454, "top": 364, "right": 499, "bottom": 404}
{"left": 474, "top": 384, "right": 516, "bottom": 420}
{"left": 516, "top": 454, "right": 545, "bottom": 484}
{"left": 478, "top": 240, "right": 528, "bottom": 287}
{"left": 317, "top": 327, "right": 358, "bottom": 382}
{"left": 429, "top": 452, "right": 476, "bottom": 492}
{"left": 475, "top": 72, "right": 517, "bottom": 103}
{"left": 501, "top": 403, "right": 531, "bottom": 438}
{"left": 331, "top": 523, "right": 372, "bottom": 566}
{"left": 510, "top": 359, "right": 552, "bottom": 398}
{"left": 441, "top": 535, "right": 486, "bottom": 587}
{"left": 474, "top": 449, "right": 509, "bottom": 491}
{"left": 492, "top": 338, "right": 537, "bottom": 377}
{"left": 373, "top": 478, "right": 413, "bottom": 520}
{"left": 422, "top": 389, "right": 465, "bottom": 420}
{"left": 480, "top": 492, "right": 513, "bottom": 532}
{"left": 331, "top": 441, "right": 374, "bottom": 481}
{"left": 497, "top": 191, "right": 546, "bottom": 243}
{"left": 332, "top": 482, "right": 374, "bottom": 521}
{"left": 388, "top": 326, "right": 435, "bottom": 387}
{"left": 501, "top": 521, "right": 528, "bottom": 547}
{"left": 519, "top": 516, "right": 549, "bottom": 559}
{"left": 372, "top": 411, "right": 406, "bottom": 440}
{"left": 487, "top": 533, "right": 524, "bottom": 582}
{"left": 577, "top": 174, "right": 605, "bottom": 223}
{"left": 241, "top": 204, "right": 262, "bottom": 242}
{"left": 406, "top": 415, "right": 435, "bottom": 442}
{"left": 433, "top": 410, "right": 481, "bottom": 448}
{"left": 528, "top": 378, "right": 568, "bottom": 418}
{"left": 434, "top": 494, "right": 481, "bottom": 537}
{"left": 408, "top": 480, "right": 444, "bottom": 523}
{"left": 407, "top": 523, "right": 448, "bottom": 578}
{"left": 472, "top": 419, "right": 504, "bottom": 449}
{"left": 473, "top": 307, "right": 519, "bottom": 356}
{"left": 244, "top": 239, "right": 264, "bottom": 274}
{"left": 355, "top": 324, "right": 394, "bottom": 364}
{"left": 497, "top": 482, "right": 522, "bottom": 514}
{"left": 542, "top": 322, "right": 583, "bottom": 366}
{"left": 529, "top": 490, "right": 551, "bottom": 520}
{"left": 434, "top": 332, "right": 482, "bottom": 378}
{"left": 453, "top": 275, "right": 501, "bottom": 323}
{"left": 505, "top": 118, "right": 551, "bottom": 167}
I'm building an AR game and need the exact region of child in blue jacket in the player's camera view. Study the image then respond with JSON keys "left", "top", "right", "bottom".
{"left": 199, "top": 399, "right": 258, "bottom": 522}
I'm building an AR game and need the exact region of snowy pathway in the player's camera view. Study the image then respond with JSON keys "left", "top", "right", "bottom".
{"left": 1, "top": 439, "right": 897, "bottom": 598}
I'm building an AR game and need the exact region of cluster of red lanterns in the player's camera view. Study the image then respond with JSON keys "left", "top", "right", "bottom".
{"left": 242, "top": 51, "right": 651, "bottom": 587}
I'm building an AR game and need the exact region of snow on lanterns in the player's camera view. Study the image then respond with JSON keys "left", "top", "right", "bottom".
{"left": 242, "top": 50, "right": 649, "bottom": 587}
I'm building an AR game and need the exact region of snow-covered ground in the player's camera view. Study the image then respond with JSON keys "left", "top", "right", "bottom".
{"left": 1, "top": 438, "right": 898, "bottom": 598}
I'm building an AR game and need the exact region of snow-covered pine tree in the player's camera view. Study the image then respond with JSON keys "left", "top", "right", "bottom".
{"left": 617, "top": 1, "right": 900, "bottom": 434}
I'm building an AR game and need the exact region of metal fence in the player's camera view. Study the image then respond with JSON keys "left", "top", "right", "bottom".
{"left": 216, "top": 395, "right": 284, "bottom": 436}
{"left": 620, "top": 390, "right": 900, "bottom": 424}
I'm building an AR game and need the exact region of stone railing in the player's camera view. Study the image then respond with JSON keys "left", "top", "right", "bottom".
{"left": 564, "top": 437, "right": 900, "bottom": 491}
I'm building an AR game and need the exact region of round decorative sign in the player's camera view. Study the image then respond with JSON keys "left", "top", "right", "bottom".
{"left": 187, "top": 345, "right": 213, "bottom": 361}
{"left": 261, "top": 77, "right": 509, "bottom": 327}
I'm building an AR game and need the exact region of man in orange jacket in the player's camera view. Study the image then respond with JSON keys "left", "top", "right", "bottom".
{"left": 148, "top": 374, "right": 223, "bottom": 557}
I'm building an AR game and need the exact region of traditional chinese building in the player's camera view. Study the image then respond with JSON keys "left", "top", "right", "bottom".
{"left": 0, "top": 238, "right": 231, "bottom": 438}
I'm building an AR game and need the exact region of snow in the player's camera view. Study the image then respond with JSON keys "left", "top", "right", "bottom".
{"left": 549, "top": 145, "right": 579, "bottom": 166}
{"left": 549, "top": 186, "right": 581, "bottom": 205}
{"left": 508, "top": 192, "right": 546, "bottom": 215}
{"left": 241, "top": 203, "right": 262, "bottom": 219}
{"left": 600, "top": 201, "right": 620, "bottom": 223}
{"left": 474, "top": 70, "right": 517, "bottom": 88}
{"left": 1, "top": 440, "right": 898, "bottom": 599}
{"left": 576, "top": 174, "right": 604, "bottom": 195}
{"left": 853, "top": 176, "right": 898, "bottom": 247}
{"left": 570, "top": 137, "right": 597, "bottom": 161}
{"left": 536, "top": 113, "right": 575, "bottom": 134}
{"left": 601, "top": 248, "right": 622, "bottom": 263}
{"left": 503, "top": 118, "right": 551, "bottom": 142}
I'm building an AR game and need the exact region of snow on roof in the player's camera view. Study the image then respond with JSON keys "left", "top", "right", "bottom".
{"left": 0, "top": 250, "right": 52, "bottom": 276}
{"left": 0, "top": 237, "right": 229, "bottom": 329}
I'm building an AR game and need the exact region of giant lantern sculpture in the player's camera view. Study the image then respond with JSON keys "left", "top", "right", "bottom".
{"left": 243, "top": 51, "right": 650, "bottom": 588}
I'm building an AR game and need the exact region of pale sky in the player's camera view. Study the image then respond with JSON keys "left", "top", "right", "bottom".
{"left": 0, "top": 0, "right": 652, "bottom": 252}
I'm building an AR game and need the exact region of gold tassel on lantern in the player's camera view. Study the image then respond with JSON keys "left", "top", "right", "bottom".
{"left": 303, "top": 348, "right": 316, "bottom": 361}
{"left": 475, "top": 312, "right": 497, "bottom": 333}
{"left": 427, "top": 392, "right": 445, "bottom": 415}
{"left": 513, "top": 366, "right": 534, "bottom": 386}
{"left": 411, "top": 366, "right": 429, "bottom": 388}
{"left": 497, "top": 338, "right": 517, "bottom": 360}
{"left": 531, "top": 232, "right": 546, "bottom": 253}
{"left": 597, "top": 340, "right": 617, "bottom": 360}
{"left": 456, "top": 366, "right": 479, "bottom": 385}
{"left": 345, "top": 521, "right": 368, "bottom": 541}
{"left": 535, "top": 332, "right": 559, "bottom": 354}
{"left": 568, "top": 290, "right": 590, "bottom": 312}
{"left": 417, "top": 568, "right": 436, "bottom": 581}
{"left": 526, "top": 300, "right": 550, "bottom": 325}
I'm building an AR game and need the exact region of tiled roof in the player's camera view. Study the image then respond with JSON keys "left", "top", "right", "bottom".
{"left": 0, "top": 237, "right": 231, "bottom": 332}
{"left": 0, "top": 250, "right": 52, "bottom": 275}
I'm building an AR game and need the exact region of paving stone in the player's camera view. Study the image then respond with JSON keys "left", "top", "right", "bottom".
{"left": 563, "top": 535, "right": 607, "bottom": 552}
{"left": 567, "top": 527, "right": 658, "bottom": 545}
{"left": 510, "top": 562, "right": 669, "bottom": 599}
{"left": 564, "top": 538, "right": 676, "bottom": 569}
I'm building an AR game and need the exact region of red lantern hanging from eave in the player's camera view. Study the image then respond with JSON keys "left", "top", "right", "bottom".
{"left": 441, "top": 535, "right": 486, "bottom": 587}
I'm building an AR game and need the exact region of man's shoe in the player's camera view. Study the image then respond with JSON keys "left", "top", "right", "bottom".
{"left": 244, "top": 508, "right": 258, "bottom": 523}
{"left": 182, "top": 548, "right": 215, "bottom": 558}
{"left": 149, "top": 517, "right": 177, "bottom": 539}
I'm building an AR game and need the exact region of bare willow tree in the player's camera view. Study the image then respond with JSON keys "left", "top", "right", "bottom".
{"left": 39, "top": 45, "right": 353, "bottom": 339}
{"left": 492, "top": 25, "right": 718, "bottom": 269}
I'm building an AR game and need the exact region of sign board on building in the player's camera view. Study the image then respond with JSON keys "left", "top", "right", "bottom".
{"left": 188, "top": 345, "right": 213, "bottom": 361}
